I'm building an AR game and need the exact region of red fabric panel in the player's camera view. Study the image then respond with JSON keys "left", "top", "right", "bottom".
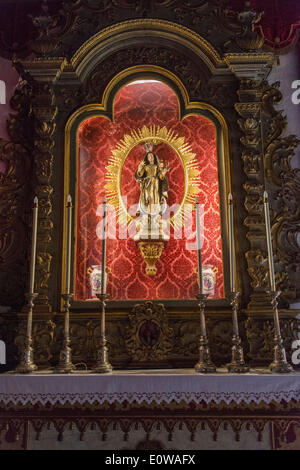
{"left": 75, "top": 81, "right": 224, "bottom": 300}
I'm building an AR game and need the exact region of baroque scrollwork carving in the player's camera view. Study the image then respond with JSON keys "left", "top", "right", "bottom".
{"left": 28, "top": 0, "right": 87, "bottom": 58}
{"left": 233, "top": 75, "right": 300, "bottom": 309}
{"left": 260, "top": 81, "right": 300, "bottom": 302}
{"left": 246, "top": 317, "right": 299, "bottom": 364}
{"left": 0, "top": 80, "right": 32, "bottom": 307}
{"left": 30, "top": 82, "right": 57, "bottom": 312}
{"left": 245, "top": 250, "right": 268, "bottom": 289}
{"left": 235, "top": 85, "right": 269, "bottom": 310}
{"left": 0, "top": 0, "right": 267, "bottom": 64}
{"left": 242, "top": 152, "right": 259, "bottom": 175}
{"left": 14, "top": 319, "right": 56, "bottom": 367}
{"left": 57, "top": 87, "right": 84, "bottom": 110}
{"left": 52, "top": 318, "right": 129, "bottom": 367}
{"left": 211, "top": 1, "right": 264, "bottom": 53}
{"left": 236, "top": 78, "right": 299, "bottom": 308}
{"left": 85, "top": 46, "right": 236, "bottom": 107}
{"left": 110, "top": 0, "right": 179, "bottom": 13}
{"left": 173, "top": 321, "right": 200, "bottom": 358}
{"left": 234, "top": 2, "right": 264, "bottom": 51}
{"left": 170, "top": 318, "right": 233, "bottom": 366}
{"left": 36, "top": 252, "right": 53, "bottom": 289}
{"left": 209, "top": 319, "right": 233, "bottom": 364}
{"left": 85, "top": 47, "right": 208, "bottom": 103}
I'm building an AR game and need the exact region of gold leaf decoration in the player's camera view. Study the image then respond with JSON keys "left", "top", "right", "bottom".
{"left": 105, "top": 125, "right": 200, "bottom": 228}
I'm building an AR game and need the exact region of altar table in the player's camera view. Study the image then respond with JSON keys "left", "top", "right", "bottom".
{"left": 1, "top": 369, "right": 300, "bottom": 405}
{"left": 1, "top": 369, "right": 300, "bottom": 450}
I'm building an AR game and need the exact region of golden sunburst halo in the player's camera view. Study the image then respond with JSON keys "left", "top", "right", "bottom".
{"left": 105, "top": 125, "right": 200, "bottom": 229}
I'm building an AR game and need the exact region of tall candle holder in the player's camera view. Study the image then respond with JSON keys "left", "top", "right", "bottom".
{"left": 16, "top": 197, "right": 39, "bottom": 374}
{"left": 93, "top": 293, "right": 112, "bottom": 374}
{"left": 15, "top": 293, "right": 38, "bottom": 373}
{"left": 54, "top": 194, "right": 75, "bottom": 373}
{"left": 263, "top": 192, "right": 293, "bottom": 373}
{"left": 54, "top": 293, "right": 75, "bottom": 373}
{"left": 194, "top": 293, "right": 216, "bottom": 373}
{"left": 268, "top": 290, "right": 293, "bottom": 373}
{"left": 227, "top": 291, "right": 249, "bottom": 373}
{"left": 226, "top": 193, "right": 249, "bottom": 373}
{"left": 194, "top": 198, "right": 216, "bottom": 373}
{"left": 93, "top": 196, "right": 112, "bottom": 374}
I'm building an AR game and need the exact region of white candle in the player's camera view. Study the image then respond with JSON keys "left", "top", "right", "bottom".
{"left": 66, "top": 195, "right": 73, "bottom": 294}
{"left": 263, "top": 191, "right": 276, "bottom": 291}
{"left": 29, "top": 197, "right": 38, "bottom": 294}
{"left": 228, "top": 193, "right": 236, "bottom": 292}
{"left": 196, "top": 198, "right": 203, "bottom": 294}
{"left": 101, "top": 196, "right": 107, "bottom": 295}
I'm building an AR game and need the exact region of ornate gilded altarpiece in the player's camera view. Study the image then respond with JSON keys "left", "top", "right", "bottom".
{"left": 0, "top": 0, "right": 299, "bottom": 371}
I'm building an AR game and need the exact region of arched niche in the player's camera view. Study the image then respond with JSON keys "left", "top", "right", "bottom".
{"left": 63, "top": 68, "right": 231, "bottom": 308}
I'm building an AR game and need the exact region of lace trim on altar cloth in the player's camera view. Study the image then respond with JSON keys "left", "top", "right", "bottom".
{"left": 1, "top": 389, "right": 300, "bottom": 406}
{"left": 1, "top": 373, "right": 300, "bottom": 406}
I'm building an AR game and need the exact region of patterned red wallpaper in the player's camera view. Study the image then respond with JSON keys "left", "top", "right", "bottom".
{"left": 75, "top": 81, "right": 224, "bottom": 301}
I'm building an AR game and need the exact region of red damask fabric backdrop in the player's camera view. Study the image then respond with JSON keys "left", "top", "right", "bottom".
{"left": 76, "top": 81, "right": 224, "bottom": 301}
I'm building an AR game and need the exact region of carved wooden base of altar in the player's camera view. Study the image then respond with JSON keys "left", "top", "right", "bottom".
{"left": 1, "top": 302, "right": 299, "bottom": 372}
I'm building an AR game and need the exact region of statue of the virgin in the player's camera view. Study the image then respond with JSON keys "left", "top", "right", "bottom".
{"left": 135, "top": 142, "right": 169, "bottom": 216}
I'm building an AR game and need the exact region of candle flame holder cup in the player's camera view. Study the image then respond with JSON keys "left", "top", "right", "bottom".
{"left": 226, "top": 291, "right": 249, "bottom": 374}
{"left": 268, "top": 290, "right": 293, "bottom": 374}
{"left": 93, "top": 293, "right": 113, "bottom": 374}
{"left": 15, "top": 293, "right": 38, "bottom": 374}
{"left": 194, "top": 293, "right": 216, "bottom": 373}
{"left": 54, "top": 293, "right": 75, "bottom": 374}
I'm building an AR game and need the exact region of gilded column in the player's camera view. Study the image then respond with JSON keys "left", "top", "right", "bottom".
{"left": 226, "top": 55, "right": 300, "bottom": 365}
{"left": 31, "top": 82, "right": 57, "bottom": 313}
{"left": 17, "top": 58, "right": 66, "bottom": 313}
{"left": 235, "top": 82, "right": 270, "bottom": 312}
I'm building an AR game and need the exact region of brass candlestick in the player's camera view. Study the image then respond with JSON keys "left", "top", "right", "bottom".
{"left": 227, "top": 291, "right": 249, "bottom": 373}
{"left": 54, "top": 293, "right": 75, "bottom": 374}
{"left": 15, "top": 293, "right": 38, "bottom": 374}
{"left": 194, "top": 293, "right": 216, "bottom": 373}
{"left": 268, "top": 290, "right": 293, "bottom": 374}
{"left": 93, "top": 293, "right": 112, "bottom": 374}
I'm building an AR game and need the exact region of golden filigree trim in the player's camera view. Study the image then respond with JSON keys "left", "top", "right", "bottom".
{"left": 105, "top": 125, "right": 200, "bottom": 228}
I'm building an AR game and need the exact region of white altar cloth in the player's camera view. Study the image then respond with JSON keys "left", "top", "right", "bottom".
{"left": 1, "top": 369, "right": 300, "bottom": 406}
